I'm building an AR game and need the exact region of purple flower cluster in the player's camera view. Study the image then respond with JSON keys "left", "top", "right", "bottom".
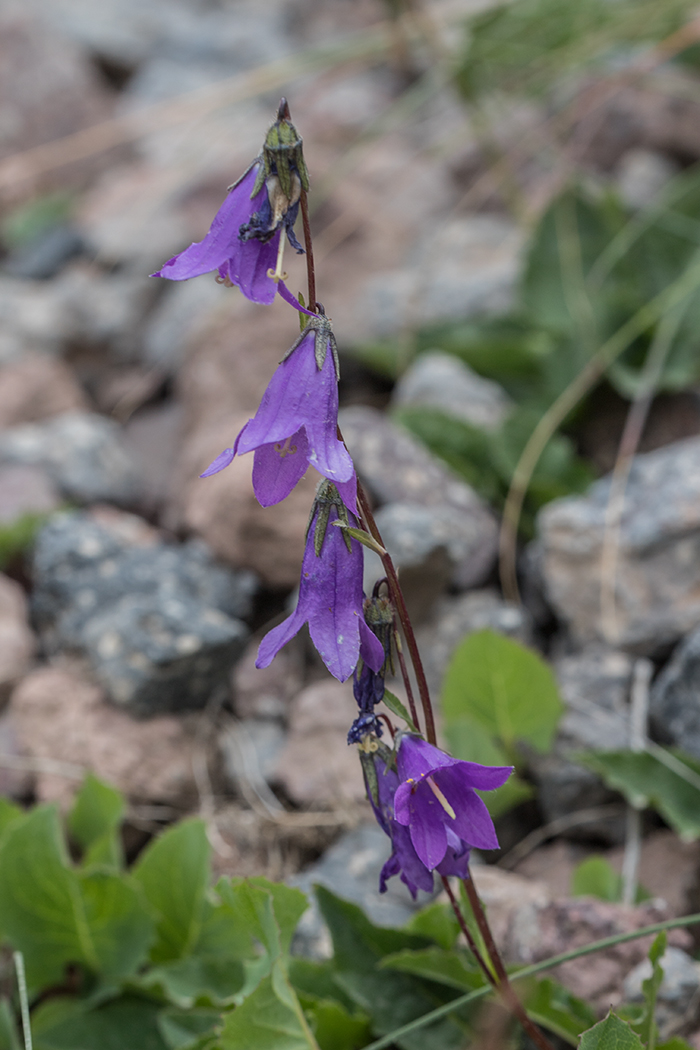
{"left": 364, "top": 736, "right": 512, "bottom": 897}
{"left": 155, "top": 100, "right": 515, "bottom": 903}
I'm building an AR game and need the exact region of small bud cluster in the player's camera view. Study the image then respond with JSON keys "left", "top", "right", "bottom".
{"left": 153, "top": 101, "right": 513, "bottom": 901}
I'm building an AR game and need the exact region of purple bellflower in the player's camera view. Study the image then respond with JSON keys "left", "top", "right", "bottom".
{"left": 394, "top": 735, "right": 512, "bottom": 872}
{"left": 200, "top": 314, "right": 355, "bottom": 508}
{"left": 152, "top": 100, "right": 309, "bottom": 305}
{"left": 257, "top": 481, "right": 384, "bottom": 682}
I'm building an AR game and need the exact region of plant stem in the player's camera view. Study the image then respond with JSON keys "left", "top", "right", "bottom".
{"left": 463, "top": 876, "right": 556, "bottom": 1050}
{"left": 392, "top": 622, "right": 420, "bottom": 730}
{"left": 441, "top": 876, "right": 495, "bottom": 983}
{"left": 300, "top": 189, "right": 316, "bottom": 312}
{"left": 356, "top": 484, "right": 437, "bottom": 745}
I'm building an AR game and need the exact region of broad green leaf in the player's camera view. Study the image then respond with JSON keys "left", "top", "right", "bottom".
{"left": 302, "top": 997, "right": 371, "bottom": 1050}
{"left": 442, "top": 630, "right": 563, "bottom": 755}
{"left": 0, "top": 999, "right": 21, "bottom": 1050}
{"left": 571, "top": 857, "right": 622, "bottom": 902}
{"left": 404, "top": 902, "right": 460, "bottom": 950}
{"left": 68, "top": 774, "right": 124, "bottom": 869}
{"left": 316, "top": 887, "right": 467, "bottom": 1050}
{"left": 215, "top": 877, "right": 308, "bottom": 958}
{"left": 157, "top": 1008, "right": 221, "bottom": 1050}
{"left": 218, "top": 972, "right": 319, "bottom": 1050}
{"left": 78, "top": 870, "right": 155, "bottom": 980}
{"left": 32, "top": 995, "right": 169, "bottom": 1050}
{"left": 580, "top": 751, "right": 700, "bottom": 841}
{"left": 380, "top": 947, "right": 483, "bottom": 992}
{"left": 139, "top": 956, "right": 245, "bottom": 1008}
{"left": 578, "top": 1011, "right": 644, "bottom": 1050}
{"left": 133, "top": 819, "right": 210, "bottom": 963}
{"left": 194, "top": 898, "right": 255, "bottom": 960}
{"left": 0, "top": 798, "right": 22, "bottom": 837}
{"left": 0, "top": 806, "right": 151, "bottom": 988}
{"left": 288, "top": 959, "right": 357, "bottom": 1015}
{"left": 524, "top": 978, "right": 595, "bottom": 1046}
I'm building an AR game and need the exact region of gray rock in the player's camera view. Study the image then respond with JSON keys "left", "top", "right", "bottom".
{"left": 289, "top": 823, "right": 428, "bottom": 959}
{"left": 142, "top": 278, "right": 228, "bottom": 375}
{"left": 392, "top": 351, "right": 512, "bottom": 432}
{"left": 651, "top": 626, "right": 700, "bottom": 759}
{"left": 415, "top": 589, "right": 533, "bottom": 700}
{"left": 616, "top": 149, "right": 680, "bottom": 211}
{"left": 358, "top": 216, "right": 522, "bottom": 336}
{"left": 536, "top": 437, "right": 700, "bottom": 654}
{"left": 220, "top": 719, "right": 287, "bottom": 785}
{"left": 0, "top": 412, "right": 140, "bottom": 505}
{"left": 3, "top": 226, "right": 85, "bottom": 280}
{"left": 31, "top": 509, "right": 255, "bottom": 715}
{"left": 624, "top": 947, "right": 700, "bottom": 1039}
{"left": 0, "top": 464, "right": 60, "bottom": 524}
{"left": 339, "top": 405, "right": 498, "bottom": 588}
{"left": 530, "top": 648, "right": 633, "bottom": 838}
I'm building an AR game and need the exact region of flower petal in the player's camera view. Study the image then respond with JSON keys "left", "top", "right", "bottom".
{"left": 225, "top": 232, "right": 279, "bottom": 305}
{"left": 256, "top": 603, "right": 306, "bottom": 669}
{"left": 359, "top": 618, "right": 385, "bottom": 673}
{"left": 396, "top": 735, "right": 457, "bottom": 783}
{"left": 436, "top": 766, "right": 500, "bottom": 850}
{"left": 153, "top": 166, "right": 260, "bottom": 281}
{"left": 406, "top": 786, "right": 448, "bottom": 869}
{"left": 451, "top": 760, "right": 513, "bottom": 792}
{"left": 199, "top": 447, "right": 235, "bottom": 478}
{"left": 335, "top": 473, "right": 358, "bottom": 514}
{"left": 236, "top": 330, "right": 319, "bottom": 452}
{"left": 391, "top": 821, "right": 435, "bottom": 894}
{"left": 251, "top": 429, "right": 309, "bottom": 506}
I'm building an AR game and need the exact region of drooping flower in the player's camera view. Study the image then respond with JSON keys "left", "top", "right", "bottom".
{"left": 362, "top": 752, "right": 434, "bottom": 898}
{"left": 151, "top": 99, "right": 309, "bottom": 305}
{"left": 200, "top": 314, "right": 354, "bottom": 507}
{"left": 394, "top": 735, "right": 512, "bottom": 871}
{"left": 256, "top": 481, "right": 384, "bottom": 682}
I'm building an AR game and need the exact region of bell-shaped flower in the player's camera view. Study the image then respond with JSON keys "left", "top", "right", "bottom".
{"left": 200, "top": 315, "right": 354, "bottom": 507}
{"left": 394, "top": 735, "right": 512, "bottom": 871}
{"left": 256, "top": 482, "right": 384, "bottom": 682}
{"left": 347, "top": 595, "right": 394, "bottom": 745}
{"left": 152, "top": 100, "right": 309, "bottom": 305}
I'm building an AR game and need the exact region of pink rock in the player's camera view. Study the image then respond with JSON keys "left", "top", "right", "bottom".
{"left": 273, "top": 679, "right": 365, "bottom": 805}
{"left": 232, "top": 638, "right": 303, "bottom": 722}
{"left": 177, "top": 415, "right": 320, "bottom": 589}
{"left": 9, "top": 663, "right": 202, "bottom": 808}
{"left": 0, "top": 464, "right": 59, "bottom": 524}
{"left": 0, "top": 355, "right": 86, "bottom": 428}
{"left": 0, "top": 574, "right": 35, "bottom": 703}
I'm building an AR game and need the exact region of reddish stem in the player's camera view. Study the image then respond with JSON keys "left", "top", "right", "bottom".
{"left": 392, "top": 621, "right": 420, "bottom": 731}
{"left": 462, "top": 877, "right": 556, "bottom": 1050}
{"left": 441, "top": 876, "right": 495, "bottom": 985}
{"left": 300, "top": 189, "right": 316, "bottom": 314}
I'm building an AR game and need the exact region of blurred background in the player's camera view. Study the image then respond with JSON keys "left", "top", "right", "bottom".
{"left": 5, "top": 0, "right": 700, "bottom": 958}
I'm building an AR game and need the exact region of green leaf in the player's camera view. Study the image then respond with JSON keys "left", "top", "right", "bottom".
{"left": 138, "top": 956, "right": 245, "bottom": 1008}
{"left": 33, "top": 995, "right": 170, "bottom": 1050}
{"left": 0, "top": 807, "right": 152, "bottom": 989}
{"left": 524, "top": 978, "right": 595, "bottom": 1046}
{"left": 157, "top": 1008, "right": 221, "bottom": 1050}
{"left": 380, "top": 947, "right": 483, "bottom": 992}
{"left": 0, "top": 798, "right": 22, "bottom": 837}
{"left": 0, "top": 999, "right": 21, "bottom": 1050}
{"left": 382, "top": 690, "right": 418, "bottom": 732}
{"left": 580, "top": 751, "right": 700, "bottom": 841}
{"left": 315, "top": 887, "right": 467, "bottom": 1050}
{"left": 215, "top": 877, "right": 308, "bottom": 959}
{"left": 218, "top": 971, "right": 319, "bottom": 1050}
{"left": 572, "top": 857, "right": 622, "bottom": 902}
{"left": 442, "top": 630, "right": 563, "bottom": 755}
{"left": 133, "top": 819, "right": 211, "bottom": 963}
{"left": 404, "top": 902, "right": 460, "bottom": 950}
{"left": 302, "top": 997, "right": 370, "bottom": 1050}
{"left": 68, "top": 773, "right": 124, "bottom": 869}
{"left": 288, "top": 959, "right": 357, "bottom": 1015}
{"left": 578, "top": 1011, "right": 644, "bottom": 1050}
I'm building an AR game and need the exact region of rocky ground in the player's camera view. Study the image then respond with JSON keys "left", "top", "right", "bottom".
{"left": 4, "top": 0, "right": 700, "bottom": 1031}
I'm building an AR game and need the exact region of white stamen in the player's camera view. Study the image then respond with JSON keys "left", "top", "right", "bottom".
{"left": 427, "top": 776, "right": 456, "bottom": 820}
{"left": 267, "top": 234, "right": 288, "bottom": 283}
